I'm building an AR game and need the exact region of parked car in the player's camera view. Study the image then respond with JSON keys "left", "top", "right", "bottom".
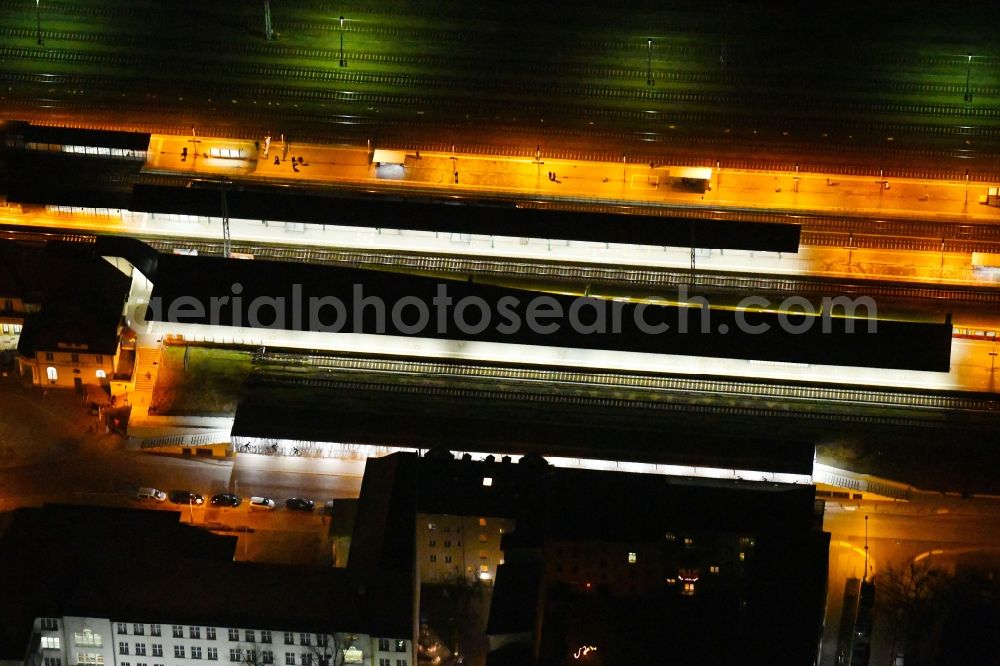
{"left": 169, "top": 490, "right": 205, "bottom": 505}
{"left": 249, "top": 496, "right": 276, "bottom": 511}
{"left": 136, "top": 488, "right": 167, "bottom": 502}
{"left": 211, "top": 493, "right": 242, "bottom": 508}
{"left": 285, "top": 498, "right": 315, "bottom": 512}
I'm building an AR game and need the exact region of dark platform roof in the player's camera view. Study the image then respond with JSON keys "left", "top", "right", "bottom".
{"left": 130, "top": 182, "right": 801, "bottom": 252}
{"left": 0, "top": 504, "right": 410, "bottom": 660}
{"left": 151, "top": 252, "right": 952, "bottom": 371}
{"left": 2, "top": 120, "right": 151, "bottom": 151}
{"left": 0, "top": 151, "right": 142, "bottom": 209}
{"left": 232, "top": 384, "right": 817, "bottom": 475}
{"left": 10, "top": 240, "right": 132, "bottom": 357}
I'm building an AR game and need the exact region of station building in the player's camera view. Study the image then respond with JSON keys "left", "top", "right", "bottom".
{"left": 0, "top": 239, "right": 136, "bottom": 395}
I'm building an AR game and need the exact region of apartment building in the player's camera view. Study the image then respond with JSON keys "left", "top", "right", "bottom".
{"left": 24, "top": 617, "right": 409, "bottom": 666}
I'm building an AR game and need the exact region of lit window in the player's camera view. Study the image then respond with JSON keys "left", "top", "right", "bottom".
{"left": 709, "top": 565, "right": 720, "bottom": 574}
{"left": 95, "top": 369, "right": 106, "bottom": 378}
{"left": 47, "top": 367, "right": 58, "bottom": 382}
{"left": 427, "top": 522, "right": 436, "bottom": 531}
{"left": 75, "top": 630, "right": 103, "bottom": 647}
{"left": 664, "top": 532, "right": 676, "bottom": 541}
{"left": 628, "top": 552, "right": 637, "bottom": 564}
{"left": 482, "top": 477, "right": 492, "bottom": 487}
{"left": 684, "top": 537, "right": 694, "bottom": 548}
{"left": 739, "top": 551, "right": 746, "bottom": 562}
{"left": 42, "top": 637, "right": 61, "bottom": 650}
{"left": 682, "top": 582, "right": 696, "bottom": 596}
{"left": 479, "top": 517, "right": 487, "bottom": 526}
{"left": 666, "top": 577, "right": 676, "bottom": 585}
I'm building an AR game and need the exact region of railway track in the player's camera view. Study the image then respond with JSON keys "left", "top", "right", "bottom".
{"left": 250, "top": 351, "right": 1000, "bottom": 417}
{"left": 3, "top": 45, "right": 999, "bottom": 125}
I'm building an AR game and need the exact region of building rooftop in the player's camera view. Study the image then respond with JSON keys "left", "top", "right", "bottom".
{"left": 349, "top": 452, "right": 820, "bottom": 573}
{"left": 0, "top": 504, "right": 411, "bottom": 660}
{"left": 7, "top": 240, "right": 132, "bottom": 357}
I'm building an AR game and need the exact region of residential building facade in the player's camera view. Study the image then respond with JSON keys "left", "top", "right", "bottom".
{"left": 23, "top": 617, "right": 410, "bottom": 666}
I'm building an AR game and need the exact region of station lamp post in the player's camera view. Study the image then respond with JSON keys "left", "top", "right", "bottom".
{"left": 35, "top": 0, "right": 43, "bottom": 45}
{"left": 646, "top": 39, "right": 653, "bottom": 85}
{"left": 339, "top": 16, "right": 347, "bottom": 67}
{"left": 964, "top": 53, "right": 973, "bottom": 102}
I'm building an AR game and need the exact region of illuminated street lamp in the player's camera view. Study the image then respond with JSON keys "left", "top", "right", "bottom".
{"left": 35, "top": 0, "right": 43, "bottom": 45}
{"left": 863, "top": 515, "right": 869, "bottom": 581}
{"left": 646, "top": 39, "right": 653, "bottom": 85}
{"left": 964, "top": 53, "right": 973, "bottom": 102}
{"left": 339, "top": 16, "right": 347, "bottom": 67}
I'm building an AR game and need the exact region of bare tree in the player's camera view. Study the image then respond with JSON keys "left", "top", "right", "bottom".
{"left": 876, "top": 561, "right": 948, "bottom": 664}
{"left": 306, "top": 633, "right": 349, "bottom": 666}
{"left": 239, "top": 635, "right": 272, "bottom": 666}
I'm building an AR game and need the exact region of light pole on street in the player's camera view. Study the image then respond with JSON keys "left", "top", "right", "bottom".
{"left": 964, "top": 53, "right": 973, "bottom": 102}
{"left": 339, "top": 16, "right": 347, "bottom": 67}
{"left": 35, "top": 0, "right": 43, "bottom": 45}
{"left": 646, "top": 39, "right": 653, "bottom": 85}
{"left": 863, "top": 515, "right": 869, "bottom": 581}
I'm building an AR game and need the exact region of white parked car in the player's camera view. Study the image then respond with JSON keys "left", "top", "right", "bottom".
{"left": 137, "top": 487, "right": 167, "bottom": 502}
{"left": 249, "top": 496, "right": 276, "bottom": 511}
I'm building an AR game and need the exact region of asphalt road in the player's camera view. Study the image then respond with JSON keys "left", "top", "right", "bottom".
{"left": 0, "top": 372, "right": 362, "bottom": 564}
{"left": 821, "top": 496, "right": 1000, "bottom": 665}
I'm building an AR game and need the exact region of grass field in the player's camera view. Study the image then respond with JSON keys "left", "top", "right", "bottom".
{"left": 150, "top": 345, "right": 252, "bottom": 416}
